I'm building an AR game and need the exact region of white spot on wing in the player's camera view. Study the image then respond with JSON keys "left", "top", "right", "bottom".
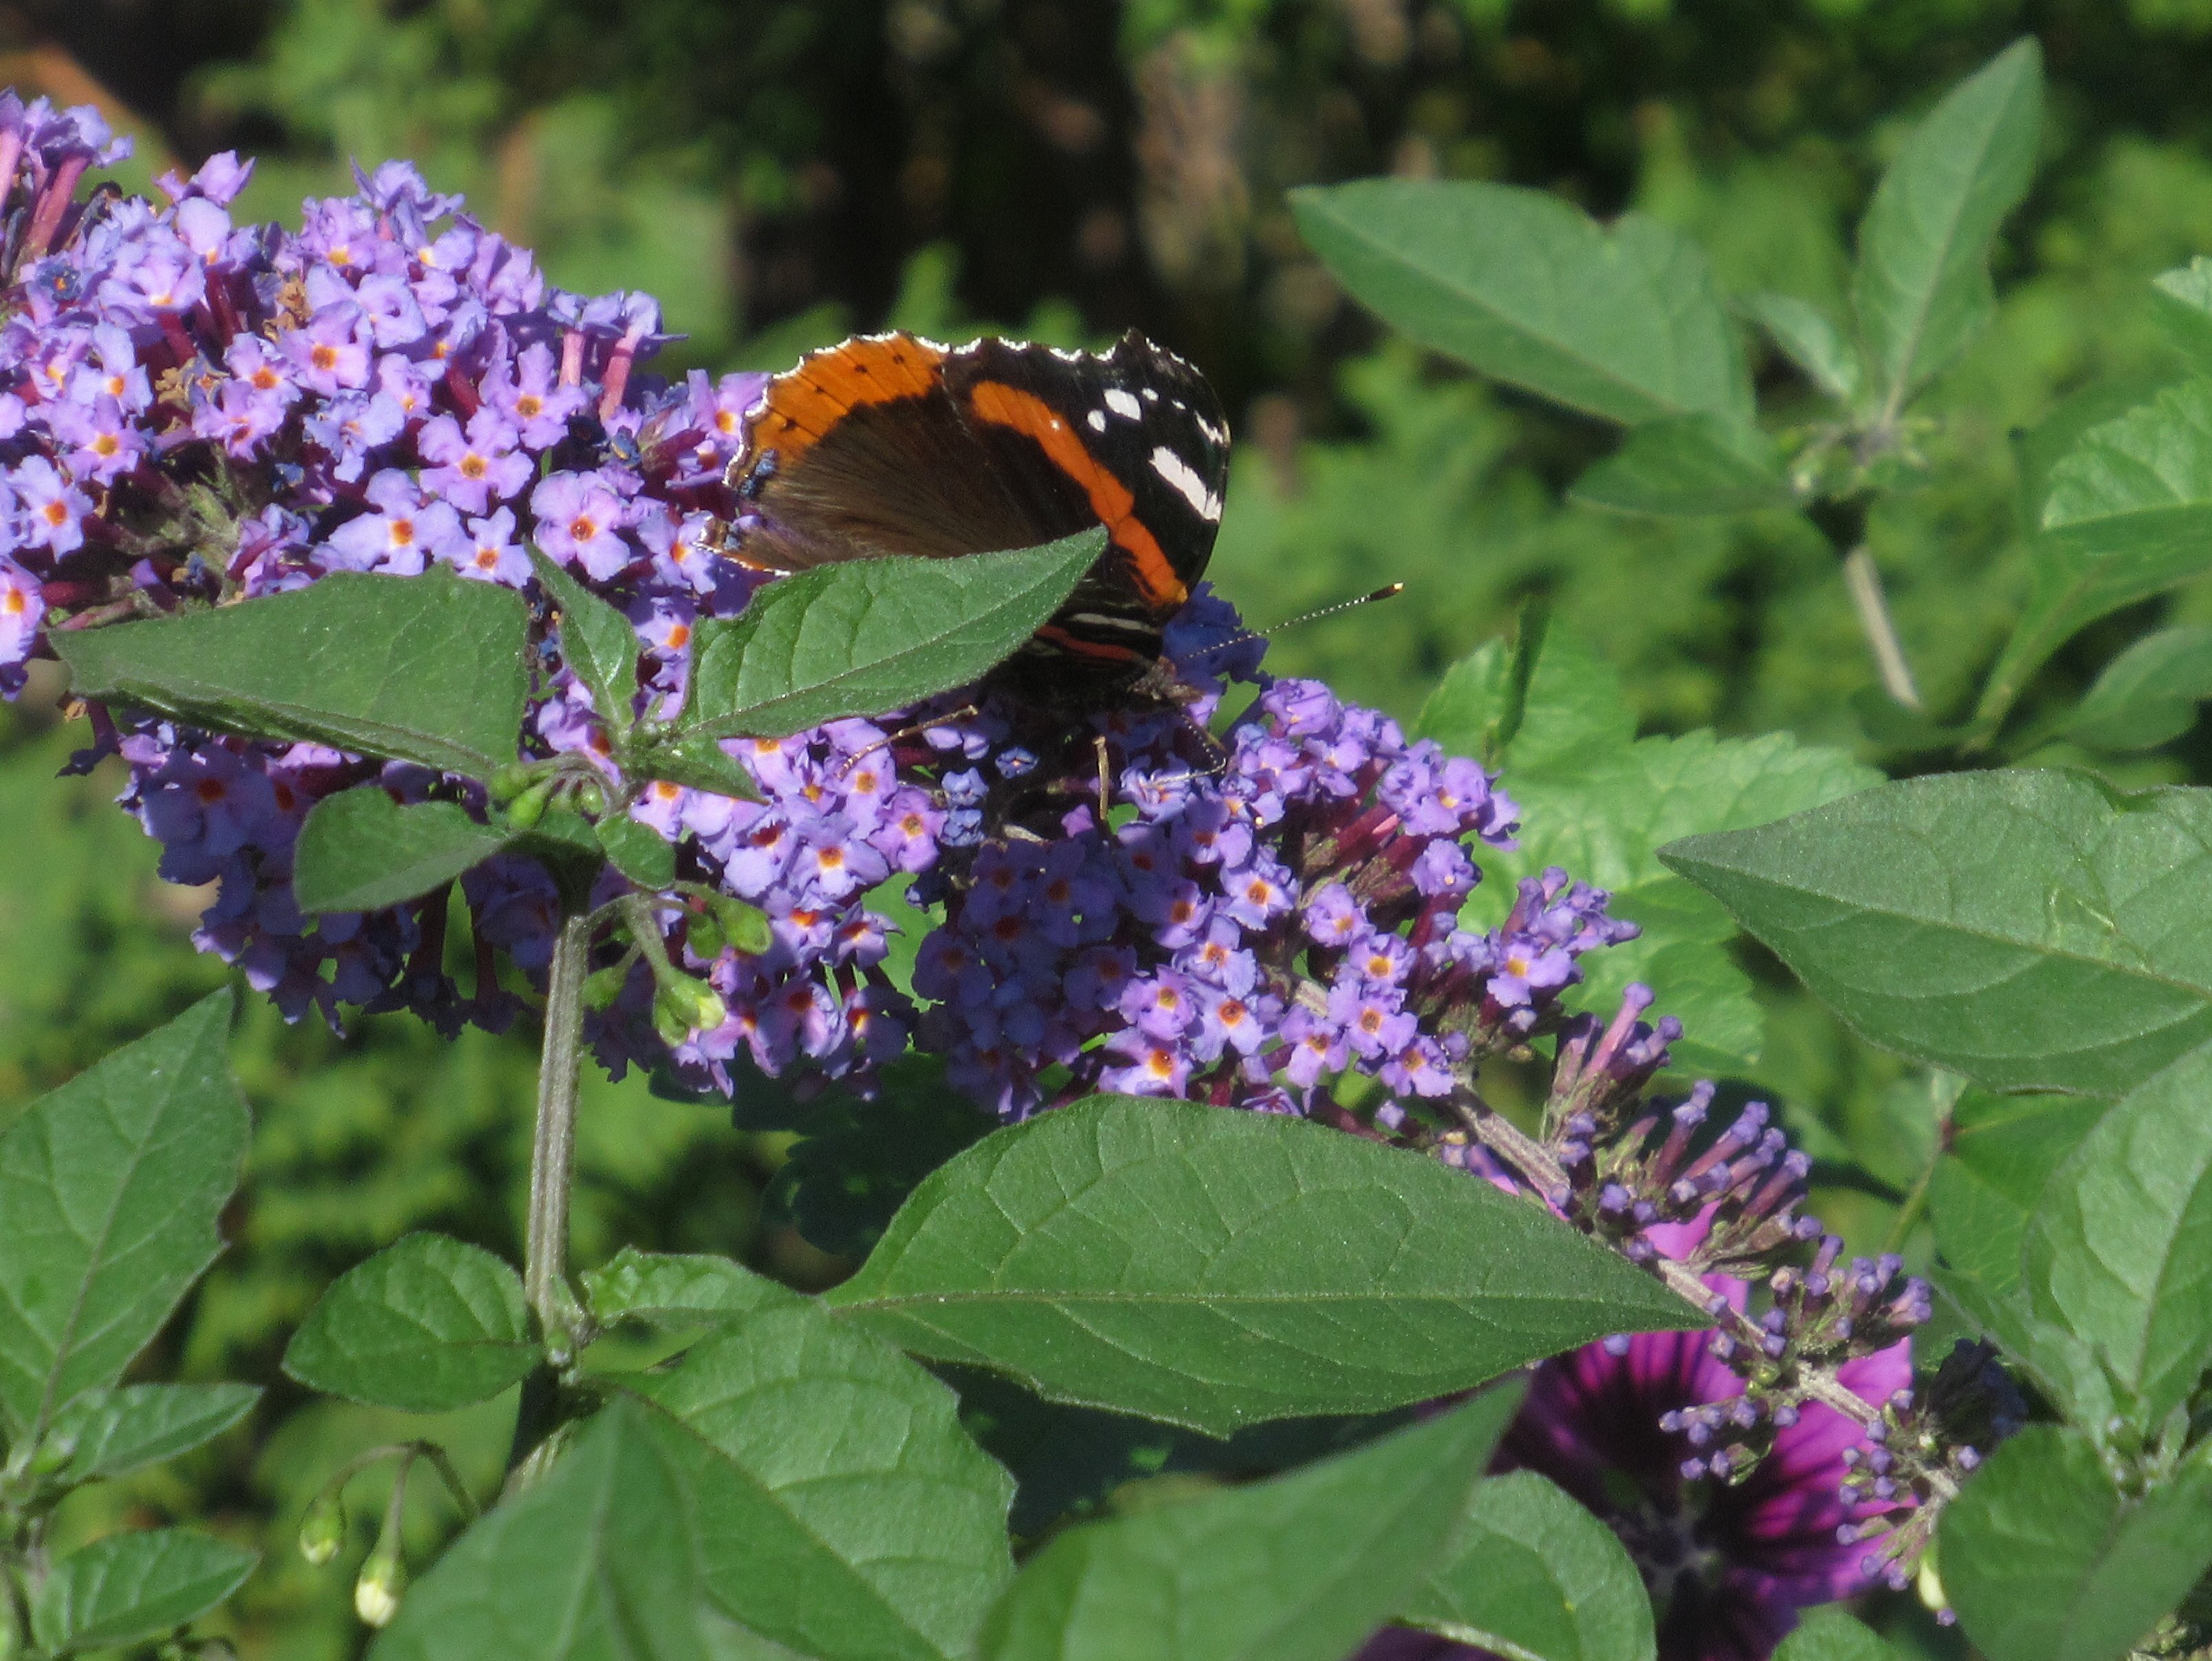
{"left": 1087, "top": 410, "right": 1107, "bottom": 432}
{"left": 1151, "top": 445, "right": 1223, "bottom": 523}
{"left": 1141, "top": 386, "right": 1160, "bottom": 401}
{"left": 1104, "top": 388, "right": 1143, "bottom": 421}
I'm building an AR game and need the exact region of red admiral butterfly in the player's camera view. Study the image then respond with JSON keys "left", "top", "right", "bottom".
{"left": 722, "top": 329, "right": 1230, "bottom": 710}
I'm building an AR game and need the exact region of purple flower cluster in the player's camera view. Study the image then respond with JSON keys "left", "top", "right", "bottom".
{"left": 887, "top": 596, "right": 1652, "bottom": 1120}
{"left": 584, "top": 717, "right": 940, "bottom": 1091}
{"left": 0, "top": 102, "right": 912, "bottom": 1036}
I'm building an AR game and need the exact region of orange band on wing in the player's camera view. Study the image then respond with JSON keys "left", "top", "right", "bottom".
{"left": 963, "top": 380, "right": 1189, "bottom": 610}
{"left": 741, "top": 334, "right": 947, "bottom": 473}
{"left": 1033, "top": 624, "right": 1146, "bottom": 662}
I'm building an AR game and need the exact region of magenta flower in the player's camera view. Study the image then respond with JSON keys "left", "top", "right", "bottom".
{"left": 1352, "top": 1284, "right": 1908, "bottom": 1661}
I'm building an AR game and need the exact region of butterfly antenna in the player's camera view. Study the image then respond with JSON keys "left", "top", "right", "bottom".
{"left": 1184, "top": 583, "right": 1405, "bottom": 660}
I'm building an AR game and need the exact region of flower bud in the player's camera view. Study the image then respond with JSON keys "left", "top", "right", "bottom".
{"left": 652, "top": 976, "right": 728, "bottom": 1045}
{"left": 573, "top": 779, "right": 607, "bottom": 817}
{"left": 581, "top": 963, "right": 630, "bottom": 1010}
{"left": 710, "top": 896, "right": 773, "bottom": 957}
{"left": 487, "top": 762, "right": 542, "bottom": 805}
{"left": 297, "top": 1492, "right": 346, "bottom": 1566}
{"left": 1916, "top": 1545, "right": 1950, "bottom": 1623}
{"left": 504, "top": 779, "right": 555, "bottom": 830}
{"left": 354, "top": 1543, "right": 405, "bottom": 1628}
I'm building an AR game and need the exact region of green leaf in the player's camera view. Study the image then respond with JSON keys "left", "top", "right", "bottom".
{"left": 1742, "top": 293, "right": 1865, "bottom": 404}
{"left": 293, "top": 788, "right": 518, "bottom": 912}
{"left": 45, "top": 1382, "right": 260, "bottom": 1485}
{"left": 1415, "top": 640, "right": 1519, "bottom": 771}
{"left": 631, "top": 733, "right": 765, "bottom": 802}
{"left": 529, "top": 546, "right": 642, "bottom": 722}
{"left": 30, "top": 1529, "right": 258, "bottom": 1655}
{"left": 1853, "top": 39, "right": 2043, "bottom": 411}
{"left": 2060, "top": 625, "right": 2212, "bottom": 752}
{"left": 630, "top": 1299, "right": 1015, "bottom": 1661}
{"left": 1568, "top": 414, "right": 1795, "bottom": 518}
{"left": 0, "top": 990, "right": 246, "bottom": 1439}
{"left": 1941, "top": 1426, "right": 2212, "bottom": 1661}
{"left": 825, "top": 1097, "right": 1696, "bottom": 1436}
{"left": 1661, "top": 770, "right": 2212, "bottom": 1098}
{"left": 1291, "top": 180, "right": 1752, "bottom": 428}
{"left": 2021, "top": 1042, "right": 2212, "bottom": 1430}
{"left": 1927, "top": 1090, "right": 2114, "bottom": 1423}
{"left": 682, "top": 532, "right": 1106, "bottom": 740}
{"left": 581, "top": 1249, "right": 801, "bottom": 1333}
{"left": 1396, "top": 1471, "right": 1655, "bottom": 1661}
{"left": 2149, "top": 258, "right": 2212, "bottom": 373}
{"left": 596, "top": 809, "right": 677, "bottom": 890}
{"left": 51, "top": 571, "right": 529, "bottom": 778}
{"left": 282, "top": 1233, "right": 539, "bottom": 1412}
{"left": 1981, "top": 382, "right": 2212, "bottom": 728}
{"left": 1773, "top": 1609, "right": 1905, "bottom": 1661}
{"left": 372, "top": 1397, "right": 708, "bottom": 1661}
{"left": 1438, "top": 628, "right": 1877, "bottom": 1073}
{"left": 978, "top": 1388, "right": 1519, "bottom": 1661}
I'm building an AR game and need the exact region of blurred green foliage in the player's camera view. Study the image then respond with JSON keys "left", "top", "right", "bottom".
{"left": 21, "top": 1, "right": 2212, "bottom": 1652}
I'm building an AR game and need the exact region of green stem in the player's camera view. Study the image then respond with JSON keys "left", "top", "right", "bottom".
{"left": 1884, "top": 1140, "right": 1943, "bottom": 1257}
{"left": 1841, "top": 545, "right": 1924, "bottom": 711}
{"left": 525, "top": 909, "right": 591, "bottom": 1354}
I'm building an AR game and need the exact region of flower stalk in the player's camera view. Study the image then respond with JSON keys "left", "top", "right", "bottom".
{"left": 524, "top": 908, "right": 591, "bottom": 1355}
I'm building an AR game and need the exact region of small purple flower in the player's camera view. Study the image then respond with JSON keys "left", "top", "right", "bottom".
{"left": 279, "top": 304, "right": 374, "bottom": 397}
{"left": 47, "top": 395, "right": 145, "bottom": 485}
{"left": 0, "top": 553, "right": 44, "bottom": 691}
{"left": 327, "top": 469, "right": 461, "bottom": 575}
{"left": 447, "top": 506, "right": 531, "bottom": 585}
{"left": 485, "top": 342, "right": 585, "bottom": 449}
{"left": 531, "top": 470, "right": 631, "bottom": 578}
{"left": 417, "top": 408, "right": 531, "bottom": 514}
{"left": 12, "top": 455, "right": 89, "bottom": 554}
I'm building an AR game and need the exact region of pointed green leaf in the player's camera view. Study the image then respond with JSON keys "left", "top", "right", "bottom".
{"left": 1397, "top": 1471, "right": 1655, "bottom": 1661}
{"left": 31, "top": 1529, "right": 257, "bottom": 1655}
{"left": 282, "top": 1233, "right": 538, "bottom": 1412}
{"left": 1941, "top": 1426, "right": 2212, "bottom": 1661}
{"left": 682, "top": 531, "right": 1106, "bottom": 740}
{"left": 630, "top": 733, "right": 765, "bottom": 802}
{"left": 979, "top": 1389, "right": 1519, "bottom": 1661}
{"left": 2149, "top": 258, "right": 2212, "bottom": 373}
{"left": 293, "top": 788, "right": 518, "bottom": 912}
{"left": 2061, "top": 625, "right": 2212, "bottom": 751}
{"left": 51, "top": 571, "right": 529, "bottom": 777}
{"left": 581, "top": 1249, "right": 801, "bottom": 1333}
{"left": 825, "top": 1097, "right": 1697, "bottom": 1436}
{"left": 1742, "top": 293, "right": 1864, "bottom": 405}
{"left": 1289, "top": 178, "right": 1753, "bottom": 427}
{"left": 1979, "top": 379, "right": 2212, "bottom": 728}
{"left": 0, "top": 991, "right": 246, "bottom": 1439}
{"left": 631, "top": 1298, "right": 1014, "bottom": 1661}
{"left": 1661, "top": 771, "right": 2212, "bottom": 1098}
{"left": 1432, "top": 628, "right": 1875, "bottom": 1074}
{"left": 45, "top": 1382, "right": 260, "bottom": 1485}
{"left": 372, "top": 1397, "right": 708, "bottom": 1661}
{"left": 530, "top": 547, "right": 642, "bottom": 722}
{"left": 1774, "top": 1609, "right": 1905, "bottom": 1661}
{"left": 596, "top": 809, "right": 677, "bottom": 889}
{"left": 1568, "top": 414, "right": 1795, "bottom": 519}
{"left": 2022, "top": 1043, "right": 2212, "bottom": 1430}
{"left": 1853, "top": 39, "right": 2042, "bottom": 410}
